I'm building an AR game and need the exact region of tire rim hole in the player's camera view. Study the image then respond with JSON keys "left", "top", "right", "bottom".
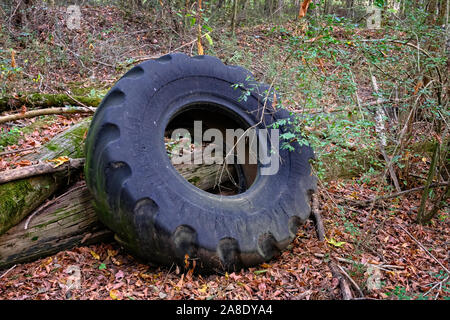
{"left": 164, "top": 103, "right": 258, "bottom": 196}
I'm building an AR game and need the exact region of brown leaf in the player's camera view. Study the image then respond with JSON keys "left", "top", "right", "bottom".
{"left": 298, "top": 0, "right": 312, "bottom": 19}
{"left": 11, "top": 49, "right": 16, "bottom": 68}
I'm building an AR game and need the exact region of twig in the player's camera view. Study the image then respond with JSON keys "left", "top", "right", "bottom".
{"left": 389, "top": 40, "right": 443, "bottom": 86}
{"left": 128, "top": 32, "right": 212, "bottom": 65}
{"left": 345, "top": 182, "right": 449, "bottom": 206}
{"left": 0, "top": 107, "right": 94, "bottom": 124}
{"left": 65, "top": 91, "right": 97, "bottom": 112}
{"left": 0, "top": 158, "right": 85, "bottom": 184}
{"left": 0, "top": 264, "right": 16, "bottom": 279}
{"left": 0, "top": 146, "right": 37, "bottom": 157}
{"left": 397, "top": 225, "right": 450, "bottom": 275}
{"left": 337, "top": 264, "right": 364, "bottom": 297}
{"left": 423, "top": 275, "right": 449, "bottom": 297}
{"left": 329, "top": 262, "right": 353, "bottom": 300}
{"left": 313, "top": 253, "right": 404, "bottom": 270}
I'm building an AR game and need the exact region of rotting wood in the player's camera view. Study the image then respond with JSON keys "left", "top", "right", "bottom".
{"left": 0, "top": 161, "right": 234, "bottom": 268}
{"left": 0, "top": 185, "right": 111, "bottom": 269}
{"left": 0, "top": 119, "right": 91, "bottom": 235}
{"left": 310, "top": 193, "right": 325, "bottom": 241}
{"left": 329, "top": 262, "right": 353, "bottom": 300}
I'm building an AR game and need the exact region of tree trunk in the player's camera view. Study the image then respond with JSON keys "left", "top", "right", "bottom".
{"left": 426, "top": 0, "right": 438, "bottom": 24}
{"left": 346, "top": 0, "right": 354, "bottom": 19}
{"left": 231, "top": 0, "right": 238, "bottom": 35}
{"left": 438, "top": 0, "right": 449, "bottom": 25}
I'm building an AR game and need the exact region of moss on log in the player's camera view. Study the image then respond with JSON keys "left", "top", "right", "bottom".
{"left": 0, "top": 175, "right": 60, "bottom": 235}
{"left": 25, "top": 118, "right": 91, "bottom": 161}
{"left": 0, "top": 115, "right": 234, "bottom": 238}
{"left": 0, "top": 164, "right": 233, "bottom": 268}
{"left": 0, "top": 119, "right": 91, "bottom": 235}
{"left": 0, "top": 186, "right": 111, "bottom": 269}
{"left": 0, "top": 93, "right": 101, "bottom": 112}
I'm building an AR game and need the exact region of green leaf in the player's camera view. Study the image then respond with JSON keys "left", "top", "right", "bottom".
{"left": 98, "top": 263, "right": 107, "bottom": 270}
{"left": 326, "top": 237, "right": 346, "bottom": 247}
{"left": 205, "top": 33, "right": 213, "bottom": 46}
{"left": 253, "top": 269, "right": 269, "bottom": 275}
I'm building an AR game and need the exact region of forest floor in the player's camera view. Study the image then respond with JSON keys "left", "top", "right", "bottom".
{"left": 0, "top": 5, "right": 448, "bottom": 300}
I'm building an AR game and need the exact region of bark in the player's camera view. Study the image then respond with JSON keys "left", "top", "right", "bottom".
{"left": 437, "top": 0, "right": 448, "bottom": 25}
{"left": 426, "top": 0, "right": 438, "bottom": 25}
{"left": 0, "top": 93, "right": 102, "bottom": 113}
{"left": 329, "top": 262, "right": 353, "bottom": 300}
{"left": 310, "top": 193, "right": 325, "bottom": 241}
{"left": 417, "top": 141, "right": 439, "bottom": 224}
{"left": 0, "top": 158, "right": 85, "bottom": 184}
{"left": 0, "top": 119, "right": 91, "bottom": 235}
{"left": 0, "top": 184, "right": 112, "bottom": 269}
{"left": 231, "top": 0, "right": 238, "bottom": 35}
{"left": 370, "top": 73, "right": 402, "bottom": 192}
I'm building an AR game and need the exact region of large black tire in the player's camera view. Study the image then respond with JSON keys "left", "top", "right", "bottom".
{"left": 84, "top": 53, "right": 316, "bottom": 272}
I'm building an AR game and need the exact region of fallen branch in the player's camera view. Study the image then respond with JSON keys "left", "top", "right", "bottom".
{"left": 337, "top": 264, "right": 364, "bottom": 298}
{"left": 0, "top": 93, "right": 102, "bottom": 112}
{"left": 313, "top": 253, "right": 405, "bottom": 270}
{"left": 0, "top": 158, "right": 85, "bottom": 184}
{"left": 397, "top": 225, "right": 450, "bottom": 275}
{"left": 310, "top": 193, "right": 325, "bottom": 241}
{"left": 329, "top": 262, "right": 353, "bottom": 300}
{"left": 0, "top": 146, "right": 37, "bottom": 157}
{"left": 0, "top": 107, "right": 94, "bottom": 124}
{"left": 345, "top": 182, "right": 449, "bottom": 206}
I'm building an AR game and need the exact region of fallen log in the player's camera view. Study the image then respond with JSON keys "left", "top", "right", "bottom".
{"left": 0, "top": 115, "right": 234, "bottom": 235}
{"left": 0, "top": 93, "right": 101, "bottom": 113}
{"left": 0, "top": 165, "right": 234, "bottom": 269}
{"left": 0, "top": 119, "right": 91, "bottom": 235}
{"left": 0, "top": 158, "right": 85, "bottom": 184}
{"left": 0, "top": 184, "right": 111, "bottom": 269}
{"left": 0, "top": 156, "right": 234, "bottom": 268}
{"left": 0, "top": 110, "right": 238, "bottom": 267}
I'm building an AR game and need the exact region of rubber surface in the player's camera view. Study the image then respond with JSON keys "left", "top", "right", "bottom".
{"left": 84, "top": 53, "right": 317, "bottom": 272}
